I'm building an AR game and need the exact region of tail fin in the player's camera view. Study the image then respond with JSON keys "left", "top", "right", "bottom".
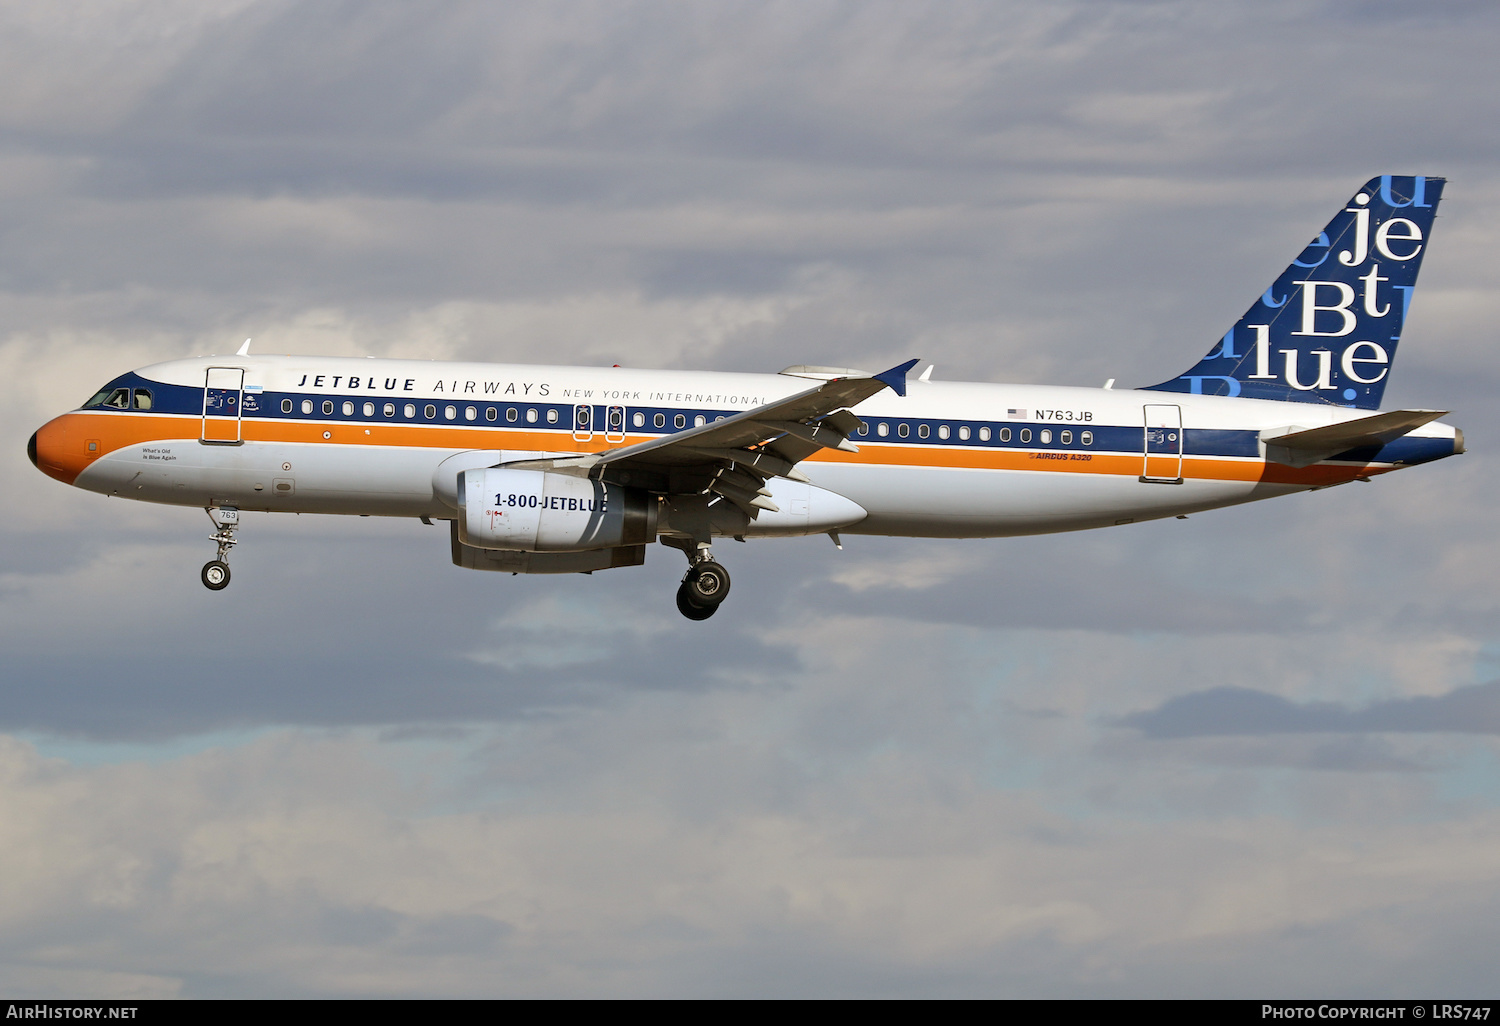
{"left": 1143, "top": 175, "right": 1444, "bottom": 409}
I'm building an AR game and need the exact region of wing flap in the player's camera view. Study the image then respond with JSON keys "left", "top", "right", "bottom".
{"left": 754, "top": 419, "right": 860, "bottom": 454}
{"left": 680, "top": 446, "right": 810, "bottom": 482}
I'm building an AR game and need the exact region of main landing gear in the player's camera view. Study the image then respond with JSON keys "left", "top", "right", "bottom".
{"left": 675, "top": 551, "right": 731, "bottom": 621}
{"left": 202, "top": 506, "right": 240, "bottom": 591}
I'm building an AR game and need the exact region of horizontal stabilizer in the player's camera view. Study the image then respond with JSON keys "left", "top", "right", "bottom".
{"left": 1261, "top": 409, "right": 1447, "bottom": 468}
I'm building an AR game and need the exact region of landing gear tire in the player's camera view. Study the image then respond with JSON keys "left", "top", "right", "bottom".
{"left": 686, "top": 560, "right": 731, "bottom": 607}
{"left": 676, "top": 584, "right": 718, "bottom": 620}
{"left": 201, "top": 560, "right": 231, "bottom": 591}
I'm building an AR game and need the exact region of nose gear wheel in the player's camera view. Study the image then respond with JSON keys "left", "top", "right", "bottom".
{"left": 202, "top": 506, "right": 241, "bottom": 591}
{"left": 201, "top": 560, "right": 231, "bottom": 590}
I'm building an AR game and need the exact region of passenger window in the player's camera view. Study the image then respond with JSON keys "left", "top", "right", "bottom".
{"left": 674, "top": 414, "right": 685, "bottom": 429}
{"left": 404, "top": 403, "right": 416, "bottom": 418}
{"left": 425, "top": 404, "right": 437, "bottom": 419}
{"left": 1040, "top": 429, "right": 1051, "bottom": 444}
{"left": 281, "top": 399, "right": 293, "bottom": 414}
{"left": 506, "top": 407, "right": 518, "bottom": 422}
{"left": 526, "top": 408, "right": 538, "bottom": 423}
{"left": 877, "top": 422, "right": 889, "bottom": 437}
{"left": 485, "top": 407, "right": 496, "bottom": 421}
{"left": 363, "top": 402, "right": 375, "bottom": 417}
{"left": 694, "top": 415, "right": 706, "bottom": 428}
{"left": 1081, "top": 430, "right": 1093, "bottom": 445}
{"left": 302, "top": 400, "right": 314, "bottom": 415}
{"left": 979, "top": 427, "right": 992, "bottom": 441}
{"left": 937, "top": 425, "right": 949, "bottom": 440}
{"left": 444, "top": 405, "right": 457, "bottom": 420}
{"left": 465, "top": 406, "right": 477, "bottom": 421}
{"left": 547, "top": 409, "right": 559, "bottom": 424}
{"left": 1020, "top": 428, "right": 1031, "bottom": 443}
{"left": 342, "top": 401, "right": 354, "bottom": 416}
{"left": 632, "top": 412, "right": 645, "bottom": 428}
{"left": 958, "top": 426, "right": 970, "bottom": 441}
{"left": 610, "top": 409, "right": 624, "bottom": 430}
{"left": 386, "top": 403, "right": 397, "bottom": 417}
{"left": 132, "top": 389, "right": 153, "bottom": 411}
{"left": 918, "top": 424, "right": 929, "bottom": 439}
{"left": 857, "top": 422, "right": 869, "bottom": 436}
{"left": 1061, "top": 430, "right": 1072, "bottom": 444}
{"left": 898, "top": 423, "right": 909, "bottom": 438}
{"left": 323, "top": 401, "right": 334, "bottom": 415}
{"left": 655, "top": 413, "right": 666, "bottom": 428}
{"left": 998, "top": 428, "right": 1010, "bottom": 442}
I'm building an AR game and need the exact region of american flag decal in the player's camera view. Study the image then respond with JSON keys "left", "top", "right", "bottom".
{"left": 1007, "top": 409, "right": 1027, "bottom": 419}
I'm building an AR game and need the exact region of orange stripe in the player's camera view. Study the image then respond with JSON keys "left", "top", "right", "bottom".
{"left": 803, "top": 443, "right": 1387, "bottom": 487}
{"left": 39, "top": 411, "right": 1388, "bottom": 491}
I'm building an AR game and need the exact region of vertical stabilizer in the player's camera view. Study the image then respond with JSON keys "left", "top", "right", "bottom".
{"left": 1144, "top": 175, "right": 1444, "bottom": 409}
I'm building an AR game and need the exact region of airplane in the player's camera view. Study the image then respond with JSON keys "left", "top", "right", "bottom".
{"left": 28, "top": 175, "right": 1462, "bottom": 620}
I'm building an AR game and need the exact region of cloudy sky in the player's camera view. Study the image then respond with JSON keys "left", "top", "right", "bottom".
{"left": 4, "top": 0, "right": 1500, "bottom": 998}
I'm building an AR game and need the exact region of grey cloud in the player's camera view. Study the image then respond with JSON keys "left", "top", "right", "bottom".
{"left": 394, "top": 914, "right": 514, "bottom": 958}
{"left": 7, "top": 0, "right": 1497, "bottom": 398}
{"left": 4, "top": 718, "right": 1496, "bottom": 997}
{"left": 0, "top": 526, "right": 800, "bottom": 741}
{"left": 317, "top": 904, "right": 403, "bottom": 946}
{"left": 809, "top": 522, "right": 1327, "bottom": 635}
{"left": 1121, "top": 680, "right": 1500, "bottom": 738}
{"left": 811, "top": 561, "right": 1311, "bottom": 635}
{"left": 0, "top": 625, "right": 798, "bottom": 741}
{"left": 34, "top": 0, "right": 1500, "bottom": 207}
{"left": 312, "top": 905, "right": 512, "bottom": 955}
{"left": 1098, "top": 732, "right": 1429, "bottom": 774}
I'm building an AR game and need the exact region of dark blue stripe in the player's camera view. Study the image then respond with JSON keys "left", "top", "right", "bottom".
{"left": 81, "top": 373, "right": 1449, "bottom": 464}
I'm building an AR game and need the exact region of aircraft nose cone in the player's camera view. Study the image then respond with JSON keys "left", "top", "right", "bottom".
{"left": 30, "top": 415, "right": 89, "bottom": 485}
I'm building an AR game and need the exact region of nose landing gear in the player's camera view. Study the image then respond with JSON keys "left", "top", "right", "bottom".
{"left": 675, "top": 552, "right": 731, "bottom": 620}
{"left": 202, "top": 506, "right": 239, "bottom": 591}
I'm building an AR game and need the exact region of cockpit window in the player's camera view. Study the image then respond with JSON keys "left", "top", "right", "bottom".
{"left": 82, "top": 383, "right": 153, "bottom": 411}
{"left": 94, "top": 388, "right": 131, "bottom": 409}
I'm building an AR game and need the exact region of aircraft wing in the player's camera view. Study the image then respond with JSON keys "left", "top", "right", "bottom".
{"left": 513, "top": 358, "right": 917, "bottom": 515}
{"left": 1261, "top": 409, "right": 1448, "bottom": 468}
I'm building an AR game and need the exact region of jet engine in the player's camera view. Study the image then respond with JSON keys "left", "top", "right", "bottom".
{"left": 456, "top": 467, "right": 657, "bottom": 551}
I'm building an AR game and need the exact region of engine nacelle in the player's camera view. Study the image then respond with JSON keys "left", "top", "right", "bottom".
{"left": 457, "top": 467, "right": 657, "bottom": 552}
{"left": 451, "top": 522, "right": 647, "bottom": 574}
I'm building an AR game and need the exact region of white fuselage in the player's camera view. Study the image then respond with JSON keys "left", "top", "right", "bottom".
{"left": 33, "top": 354, "right": 1462, "bottom": 541}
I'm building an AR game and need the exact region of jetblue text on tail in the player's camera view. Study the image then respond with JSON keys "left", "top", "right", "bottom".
{"left": 1147, "top": 175, "right": 1443, "bottom": 409}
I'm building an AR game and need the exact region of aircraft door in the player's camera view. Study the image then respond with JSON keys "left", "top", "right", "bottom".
{"left": 202, "top": 367, "right": 245, "bottom": 444}
{"left": 572, "top": 404, "right": 593, "bottom": 442}
{"left": 605, "top": 405, "right": 626, "bottom": 444}
{"left": 1141, "top": 404, "right": 1183, "bottom": 483}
